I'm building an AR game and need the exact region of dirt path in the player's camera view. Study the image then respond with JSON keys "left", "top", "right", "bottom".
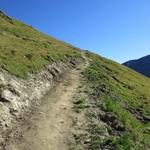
{"left": 6, "top": 60, "right": 88, "bottom": 150}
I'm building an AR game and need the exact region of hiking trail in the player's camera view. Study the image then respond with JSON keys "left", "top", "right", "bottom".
{"left": 6, "top": 59, "right": 88, "bottom": 150}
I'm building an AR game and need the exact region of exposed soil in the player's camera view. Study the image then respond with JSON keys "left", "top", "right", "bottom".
{"left": 4, "top": 60, "right": 88, "bottom": 150}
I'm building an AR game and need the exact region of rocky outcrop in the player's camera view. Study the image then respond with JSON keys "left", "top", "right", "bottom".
{"left": 0, "top": 57, "right": 83, "bottom": 145}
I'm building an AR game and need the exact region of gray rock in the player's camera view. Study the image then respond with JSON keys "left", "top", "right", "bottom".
{"left": 0, "top": 57, "right": 83, "bottom": 144}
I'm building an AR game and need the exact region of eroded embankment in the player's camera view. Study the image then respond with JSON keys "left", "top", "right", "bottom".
{"left": 4, "top": 57, "right": 88, "bottom": 150}
{"left": 0, "top": 57, "right": 83, "bottom": 148}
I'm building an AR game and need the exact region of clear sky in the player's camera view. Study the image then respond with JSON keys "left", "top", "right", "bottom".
{"left": 1, "top": 0, "right": 150, "bottom": 63}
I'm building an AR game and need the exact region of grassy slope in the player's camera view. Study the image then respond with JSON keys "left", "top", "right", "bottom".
{"left": 0, "top": 11, "right": 81, "bottom": 78}
{"left": 79, "top": 52, "right": 150, "bottom": 150}
{"left": 1, "top": 11, "right": 150, "bottom": 150}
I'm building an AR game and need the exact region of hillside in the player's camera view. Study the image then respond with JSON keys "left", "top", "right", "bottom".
{"left": 0, "top": 11, "right": 81, "bottom": 78}
{"left": 0, "top": 11, "right": 150, "bottom": 150}
{"left": 0, "top": 11, "right": 83, "bottom": 149}
{"left": 70, "top": 52, "right": 150, "bottom": 150}
{"left": 123, "top": 55, "right": 150, "bottom": 77}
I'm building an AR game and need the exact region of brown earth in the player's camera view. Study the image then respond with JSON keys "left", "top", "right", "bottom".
{"left": 5, "top": 59, "right": 88, "bottom": 150}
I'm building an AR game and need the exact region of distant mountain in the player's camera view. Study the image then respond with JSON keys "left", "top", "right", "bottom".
{"left": 123, "top": 55, "right": 150, "bottom": 77}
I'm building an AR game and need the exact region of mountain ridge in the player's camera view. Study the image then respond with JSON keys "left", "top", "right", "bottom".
{"left": 123, "top": 55, "right": 150, "bottom": 77}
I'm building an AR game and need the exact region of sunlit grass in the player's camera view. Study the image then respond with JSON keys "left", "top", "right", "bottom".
{"left": 0, "top": 12, "right": 81, "bottom": 78}
{"left": 82, "top": 52, "right": 150, "bottom": 149}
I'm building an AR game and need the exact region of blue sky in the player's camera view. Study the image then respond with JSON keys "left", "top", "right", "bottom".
{"left": 1, "top": 0, "right": 150, "bottom": 63}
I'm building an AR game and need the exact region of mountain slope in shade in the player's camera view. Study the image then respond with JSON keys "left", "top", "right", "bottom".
{"left": 123, "top": 55, "right": 150, "bottom": 77}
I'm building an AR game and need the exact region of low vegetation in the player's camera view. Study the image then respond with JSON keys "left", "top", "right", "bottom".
{"left": 0, "top": 11, "right": 81, "bottom": 78}
{"left": 72, "top": 52, "right": 150, "bottom": 150}
{"left": 1, "top": 11, "right": 150, "bottom": 150}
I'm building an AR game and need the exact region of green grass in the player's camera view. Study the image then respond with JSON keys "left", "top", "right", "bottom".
{"left": 1, "top": 11, "right": 150, "bottom": 149}
{"left": 82, "top": 52, "right": 150, "bottom": 149}
{"left": 73, "top": 98, "right": 90, "bottom": 113}
{"left": 0, "top": 11, "right": 81, "bottom": 78}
